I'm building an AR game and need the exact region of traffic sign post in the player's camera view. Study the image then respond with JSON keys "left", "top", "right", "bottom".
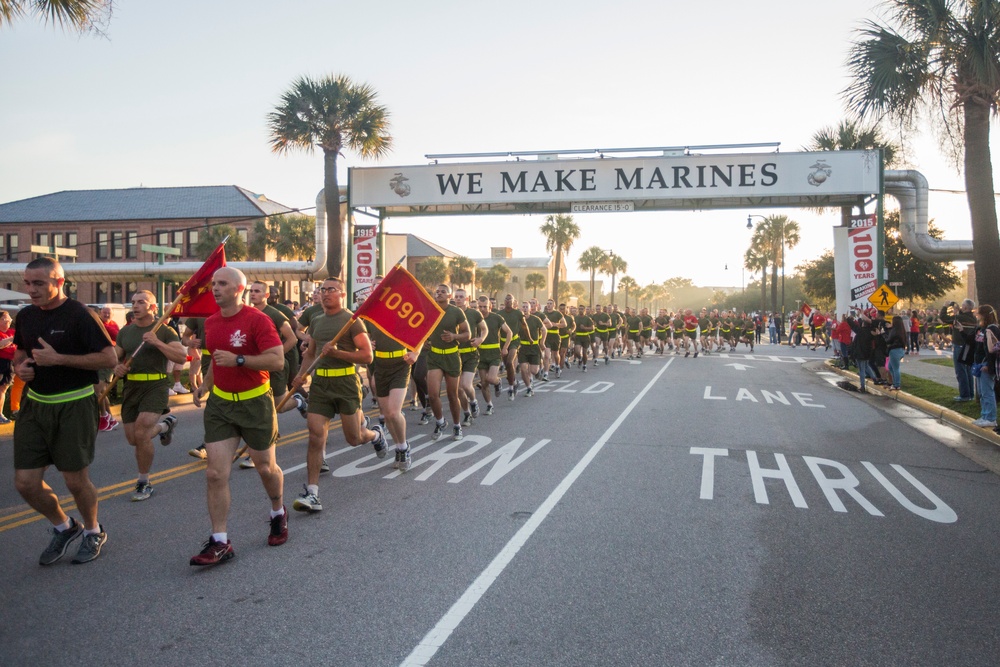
{"left": 869, "top": 283, "right": 899, "bottom": 311}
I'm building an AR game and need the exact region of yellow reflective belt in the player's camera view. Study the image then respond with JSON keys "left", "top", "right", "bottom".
{"left": 479, "top": 343, "right": 501, "bottom": 349}
{"left": 212, "top": 384, "right": 269, "bottom": 401}
{"left": 201, "top": 349, "right": 210, "bottom": 356}
{"left": 431, "top": 346, "right": 459, "bottom": 354}
{"left": 316, "top": 366, "right": 356, "bottom": 377}
{"left": 27, "top": 386, "right": 95, "bottom": 404}
{"left": 126, "top": 373, "right": 167, "bottom": 381}
{"left": 374, "top": 350, "right": 406, "bottom": 359}
{"left": 458, "top": 347, "right": 475, "bottom": 354}
{"left": 546, "top": 329, "right": 560, "bottom": 334}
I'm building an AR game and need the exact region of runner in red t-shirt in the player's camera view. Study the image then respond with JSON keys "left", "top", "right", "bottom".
{"left": 190, "top": 267, "right": 287, "bottom": 566}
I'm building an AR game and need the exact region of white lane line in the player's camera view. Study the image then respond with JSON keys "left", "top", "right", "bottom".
{"left": 399, "top": 358, "right": 674, "bottom": 667}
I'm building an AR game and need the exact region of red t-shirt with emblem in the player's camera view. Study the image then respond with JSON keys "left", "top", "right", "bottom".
{"left": 205, "top": 305, "right": 282, "bottom": 393}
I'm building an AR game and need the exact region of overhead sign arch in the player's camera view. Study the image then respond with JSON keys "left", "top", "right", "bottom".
{"left": 348, "top": 148, "right": 887, "bottom": 315}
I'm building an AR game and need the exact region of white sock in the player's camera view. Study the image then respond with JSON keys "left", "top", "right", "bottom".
{"left": 269, "top": 507, "right": 284, "bottom": 519}
{"left": 212, "top": 532, "right": 227, "bottom": 543}
{"left": 54, "top": 518, "right": 73, "bottom": 532}
{"left": 307, "top": 484, "right": 319, "bottom": 495}
{"left": 396, "top": 442, "right": 408, "bottom": 451}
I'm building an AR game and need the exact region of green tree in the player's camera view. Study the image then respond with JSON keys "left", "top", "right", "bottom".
{"left": 845, "top": 0, "right": 1000, "bottom": 308}
{"left": 0, "top": 0, "right": 113, "bottom": 34}
{"left": 540, "top": 214, "right": 580, "bottom": 303}
{"left": 618, "top": 276, "right": 637, "bottom": 310}
{"left": 525, "top": 272, "right": 546, "bottom": 299}
{"left": 415, "top": 257, "right": 448, "bottom": 288}
{"left": 248, "top": 214, "right": 315, "bottom": 260}
{"left": 267, "top": 74, "right": 391, "bottom": 281}
{"left": 798, "top": 251, "right": 837, "bottom": 304}
{"left": 195, "top": 224, "right": 247, "bottom": 261}
{"left": 450, "top": 256, "right": 476, "bottom": 290}
{"left": 601, "top": 253, "right": 628, "bottom": 305}
{"left": 577, "top": 246, "right": 608, "bottom": 307}
{"left": 479, "top": 264, "right": 510, "bottom": 298}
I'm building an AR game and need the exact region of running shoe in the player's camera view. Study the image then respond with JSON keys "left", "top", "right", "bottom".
{"left": 239, "top": 455, "right": 255, "bottom": 469}
{"left": 292, "top": 486, "right": 322, "bottom": 512}
{"left": 39, "top": 518, "right": 83, "bottom": 566}
{"left": 394, "top": 447, "right": 411, "bottom": 472}
{"left": 418, "top": 411, "right": 432, "bottom": 426}
{"left": 372, "top": 424, "right": 388, "bottom": 459}
{"left": 190, "top": 537, "right": 234, "bottom": 566}
{"left": 525, "top": 387, "right": 534, "bottom": 397}
{"left": 131, "top": 481, "right": 153, "bottom": 502}
{"left": 461, "top": 412, "right": 472, "bottom": 428}
{"left": 508, "top": 386, "right": 515, "bottom": 401}
{"left": 172, "top": 383, "right": 191, "bottom": 395}
{"left": 268, "top": 507, "right": 288, "bottom": 546}
{"left": 158, "top": 414, "right": 177, "bottom": 446}
{"left": 432, "top": 421, "right": 446, "bottom": 441}
{"left": 319, "top": 459, "right": 330, "bottom": 474}
{"left": 188, "top": 444, "right": 207, "bottom": 459}
{"left": 485, "top": 404, "right": 494, "bottom": 416}
{"left": 293, "top": 392, "right": 309, "bottom": 418}
{"left": 470, "top": 403, "right": 480, "bottom": 419}
{"left": 71, "top": 526, "right": 107, "bottom": 564}
{"left": 453, "top": 425, "right": 463, "bottom": 440}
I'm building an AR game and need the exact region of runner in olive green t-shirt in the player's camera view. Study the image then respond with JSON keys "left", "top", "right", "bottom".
{"left": 425, "top": 284, "right": 470, "bottom": 440}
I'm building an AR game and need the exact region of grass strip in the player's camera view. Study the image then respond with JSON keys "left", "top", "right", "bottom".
{"left": 899, "top": 372, "right": 981, "bottom": 418}
{"left": 918, "top": 358, "right": 953, "bottom": 368}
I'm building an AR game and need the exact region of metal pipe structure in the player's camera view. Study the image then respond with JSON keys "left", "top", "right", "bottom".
{"left": 0, "top": 191, "right": 335, "bottom": 284}
{"left": 884, "top": 169, "right": 974, "bottom": 262}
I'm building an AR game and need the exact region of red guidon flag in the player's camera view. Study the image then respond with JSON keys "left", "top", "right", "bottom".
{"left": 801, "top": 302, "right": 812, "bottom": 316}
{"left": 170, "top": 242, "right": 226, "bottom": 317}
{"left": 354, "top": 263, "right": 445, "bottom": 351}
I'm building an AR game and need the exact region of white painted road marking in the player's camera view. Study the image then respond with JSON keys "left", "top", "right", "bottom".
{"left": 399, "top": 358, "right": 675, "bottom": 666}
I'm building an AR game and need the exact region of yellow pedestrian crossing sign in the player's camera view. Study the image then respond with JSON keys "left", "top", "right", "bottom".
{"left": 869, "top": 284, "right": 899, "bottom": 310}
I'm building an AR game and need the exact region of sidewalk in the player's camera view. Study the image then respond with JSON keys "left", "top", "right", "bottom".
{"left": 826, "top": 352, "right": 1000, "bottom": 448}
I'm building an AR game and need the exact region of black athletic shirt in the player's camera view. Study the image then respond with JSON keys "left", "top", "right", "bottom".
{"left": 12, "top": 299, "right": 113, "bottom": 395}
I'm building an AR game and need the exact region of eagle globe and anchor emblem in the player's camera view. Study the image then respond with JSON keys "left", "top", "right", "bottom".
{"left": 389, "top": 172, "right": 411, "bottom": 197}
{"left": 807, "top": 160, "right": 832, "bottom": 186}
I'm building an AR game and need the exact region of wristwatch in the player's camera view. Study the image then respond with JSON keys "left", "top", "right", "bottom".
{"left": 236, "top": 354, "right": 245, "bottom": 367}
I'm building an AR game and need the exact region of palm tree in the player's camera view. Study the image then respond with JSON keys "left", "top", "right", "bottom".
{"left": 577, "top": 246, "right": 608, "bottom": 307}
{"left": 449, "top": 256, "right": 476, "bottom": 293}
{"left": 744, "top": 238, "right": 770, "bottom": 312}
{"left": 524, "top": 272, "right": 546, "bottom": 299}
{"left": 618, "top": 276, "right": 637, "bottom": 310}
{"left": 844, "top": 0, "right": 1000, "bottom": 307}
{"left": 755, "top": 215, "right": 800, "bottom": 314}
{"left": 195, "top": 224, "right": 247, "bottom": 261}
{"left": 807, "top": 119, "right": 900, "bottom": 225}
{"left": 601, "top": 253, "right": 628, "bottom": 306}
{"left": 267, "top": 74, "right": 391, "bottom": 281}
{"left": 248, "top": 214, "right": 315, "bottom": 261}
{"left": 478, "top": 264, "right": 510, "bottom": 299}
{"left": 0, "top": 0, "right": 113, "bottom": 33}
{"left": 415, "top": 257, "right": 448, "bottom": 288}
{"left": 540, "top": 214, "right": 580, "bottom": 303}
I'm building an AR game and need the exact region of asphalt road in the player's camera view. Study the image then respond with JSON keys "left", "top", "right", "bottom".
{"left": 2, "top": 346, "right": 999, "bottom": 667}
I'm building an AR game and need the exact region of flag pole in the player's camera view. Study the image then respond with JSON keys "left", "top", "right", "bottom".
{"left": 100, "top": 236, "right": 229, "bottom": 403}
{"left": 274, "top": 314, "right": 360, "bottom": 413}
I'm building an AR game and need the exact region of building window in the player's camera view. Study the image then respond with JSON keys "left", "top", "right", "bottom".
{"left": 96, "top": 282, "right": 108, "bottom": 303}
{"left": 156, "top": 229, "right": 169, "bottom": 246}
{"left": 0, "top": 234, "right": 17, "bottom": 261}
{"left": 126, "top": 231, "right": 137, "bottom": 259}
{"left": 36, "top": 232, "right": 49, "bottom": 248}
{"left": 188, "top": 229, "right": 199, "bottom": 257}
{"left": 237, "top": 228, "right": 249, "bottom": 245}
{"left": 111, "top": 231, "right": 124, "bottom": 259}
{"left": 97, "top": 231, "right": 109, "bottom": 260}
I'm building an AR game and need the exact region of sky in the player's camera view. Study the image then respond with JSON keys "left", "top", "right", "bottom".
{"left": 1, "top": 0, "right": 993, "bottom": 290}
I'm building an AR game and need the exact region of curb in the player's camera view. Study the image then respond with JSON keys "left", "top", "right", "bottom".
{"left": 822, "top": 360, "right": 1000, "bottom": 448}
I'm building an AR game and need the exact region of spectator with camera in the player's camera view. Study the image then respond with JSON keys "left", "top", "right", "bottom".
{"left": 971, "top": 305, "right": 999, "bottom": 428}
{"left": 941, "top": 299, "right": 977, "bottom": 402}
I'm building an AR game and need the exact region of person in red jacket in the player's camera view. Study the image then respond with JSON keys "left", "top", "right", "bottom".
{"left": 835, "top": 314, "right": 854, "bottom": 369}
{"left": 0, "top": 309, "right": 15, "bottom": 423}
